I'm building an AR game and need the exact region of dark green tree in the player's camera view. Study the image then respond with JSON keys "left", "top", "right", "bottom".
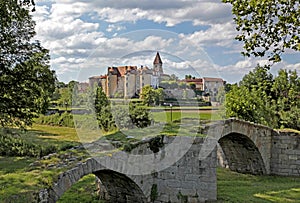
{"left": 94, "top": 87, "right": 116, "bottom": 132}
{"left": 223, "top": 0, "right": 299, "bottom": 62}
{"left": 271, "top": 69, "right": 300, "bottom": 129}
{"left": 129, "top": 103, "right": 152, "bottom": 128}
{"left": 226, "top": 66, "right": 300, "bottom": 130}
{"left": 0, "top": 0, "right": 56, "bottom": 127}
{"left": 140, "top": 85, "right": 165, "bottom": 106}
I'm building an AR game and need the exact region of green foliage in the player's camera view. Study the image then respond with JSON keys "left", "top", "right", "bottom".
{"left": 140, "top": 85, "right": 165, "bottom": 106}
{"left": 0, "top": 0, "right": 56, "bottom": 127}
{"left": 223, "top": 0, "right": 300, "bottom": 62}
{"left": 112, "top": 106, "right": 133, "bottom": 129}
{"left": 226, "top": 66, "right": 300, "bottom": 130}
{"left": 129, "top": 103, "right": 152, "bottom": 128}
{"left": 150, "top": 184, "right": 158, "bottom": 202}
{"left": 35, "top": 112, "right": 75, "bottom": 128}
{"left": 0, "top": 129, "right": 57, "bottom": 157}
{"left": 95, "top": 87, "right": 116, "bottom": 132}
{"left": 57, "top": 174, "right": 105, "bottom": 203}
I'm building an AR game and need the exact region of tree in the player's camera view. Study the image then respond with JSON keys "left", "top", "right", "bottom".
{"left": 223, "top": 0, "right": 299, "bottom": 62}
{"left": 140, "top": 85, "right": 164, "bottom": 106}
{"left": 140, "top": 85, "right": 157, "bottom": 106}
{"left": 271, "top": 69, "right": 300, "bottom": 129}
{"left": 0, "top": 0, "right": 56, "bottom": 127}
{"left": 225, "top": 66, "right": 300, "bottom": 130}
{"left": 129, "top": 103, "right": 152, "bottom": 128}
{"left": 94, "top": 87, "right": 116, "bottom": 132}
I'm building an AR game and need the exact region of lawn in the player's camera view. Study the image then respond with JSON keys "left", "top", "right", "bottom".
{"left": 0, "top": 125, "right": 88, "bottom": 202}
{"left": 217, "top": 168, "right": 300, "bottom": 203}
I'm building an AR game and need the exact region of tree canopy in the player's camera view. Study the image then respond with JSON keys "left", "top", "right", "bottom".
{"left": 226, "top": 66, "right": 300, "bottom": 130}
{"left": 223, "top": 0, "right": 300, "bottom": 62}
{"left": 0, "top": 0, "right": 56, "bottom": 127}
{"left": 140, "top": 85, "right": 164, "bottom": 106}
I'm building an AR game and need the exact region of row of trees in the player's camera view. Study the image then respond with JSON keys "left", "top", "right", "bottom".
{"left": 226, "top": 66, "right": 300, "bottom": 130}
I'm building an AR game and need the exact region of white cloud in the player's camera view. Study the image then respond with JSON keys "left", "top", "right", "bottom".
{"left": 90, "top": 2, "right": 232, "bottom": 26}
{"left": 181, "top": 22, "right": 237, "bottom": 48}
{"left": 106, "top": 24, "right": 126, "bottom": 32}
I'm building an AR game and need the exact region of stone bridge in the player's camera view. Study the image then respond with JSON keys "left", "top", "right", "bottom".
{"left": 39, "top": 118, "right": 300, "bottom": 203}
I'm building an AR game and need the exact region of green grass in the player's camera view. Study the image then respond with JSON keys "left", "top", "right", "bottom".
{"left": 0, "top": 125, "right": 89, "bottom": 202}
{"left": 57, "top": 174, "right": 105, "bottom": 203}
{"left": 217, "top": 168, "right": 300, "bottom": 203}
{"left": 151, "top": 110, "right": 223, "bottom": 123}
{"left": 27, "top": 124, "right": 80, "bottom": 146}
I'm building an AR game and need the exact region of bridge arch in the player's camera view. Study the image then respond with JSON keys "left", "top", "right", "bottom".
{"left": 94, "top": 169, "right": 147, "bottom": 203}
{"left": 218, "top": 133, "right": 266, "bottom": 174}
{"left": 44, "top": 158, "right": 146, "bottom": 203}
{"left": 212, "top": 118, "right": 273, "bottom": 175}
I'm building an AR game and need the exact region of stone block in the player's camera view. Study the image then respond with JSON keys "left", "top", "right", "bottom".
{"left": 166, "top": 180, "right": 181, "bottom": 188}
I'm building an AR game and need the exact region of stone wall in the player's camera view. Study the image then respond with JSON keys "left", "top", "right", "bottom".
{"left": 271, "top": 131, "right": 300, "bottom": 176}
{"left": 129, "top": 136, "right": 217, "bottom": 203}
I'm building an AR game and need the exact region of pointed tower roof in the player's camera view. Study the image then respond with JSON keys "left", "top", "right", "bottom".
{"left": 153, "top": 52, "right": 163, "bottom": 65}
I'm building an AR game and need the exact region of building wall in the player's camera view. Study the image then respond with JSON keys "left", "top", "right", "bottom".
{"left": 108, "top": 74, "right": 118, "bottom": 97}
{"left": 125, "top": 73, "right": 137, "bottom": 98}
{"left": 203, "top": 79, "right": 224, "bottom": 102}
{"left": 100, "top": 79, "right": 107, "bottom": 95}
{"left": 140, "top": 73, "right": 152, "bottom": 94}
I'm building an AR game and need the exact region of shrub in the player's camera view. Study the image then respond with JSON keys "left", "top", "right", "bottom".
{"left": 112, "top": 107, "right": 133, "bottom": 129}
{"left": 35, "top": 112, "right": 74, "bottom": 128}
{"left": 0, "top": 130, "right": 57, "bottom": 157}
{"left": 129, "top": 103, "right": 152, "bottom": 128}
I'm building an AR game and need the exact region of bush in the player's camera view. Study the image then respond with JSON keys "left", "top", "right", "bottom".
{"left": 129, "top": 103, "right": 152, "bottom": 128}
{"left": 0, "top": 130, "right": 57, "bottom": 157}
{"left": 112, "top": 107, "right": 133, "bottom": 129}
{"left": 35, "top": 112, "right": 74, "bottom": 128}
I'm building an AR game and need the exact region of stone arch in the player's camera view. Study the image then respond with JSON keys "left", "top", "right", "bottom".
{"left": 93, "top": 169, "right": 147, "bottom": 203}
{"left": 43, "top": 158, "right": 147, "bottom": 203}
{"left": 218, "top": 133, "right": 266, "bottom": 175}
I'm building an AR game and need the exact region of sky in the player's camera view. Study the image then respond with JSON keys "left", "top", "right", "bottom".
{"left": 32, "top": 0, "right": 300, "bottom": 84}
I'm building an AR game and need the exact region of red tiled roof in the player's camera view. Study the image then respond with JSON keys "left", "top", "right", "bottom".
{"left": 183, "top": 78, "right": 203, "bottom": 83}
{"left": 203, "top": 77, "right": 223, "bottom": 82}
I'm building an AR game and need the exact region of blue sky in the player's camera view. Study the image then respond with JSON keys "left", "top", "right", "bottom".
{"left": 33, "top": 0, "right": 299, "bottom": 83}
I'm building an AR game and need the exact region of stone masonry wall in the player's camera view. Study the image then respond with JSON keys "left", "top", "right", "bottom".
{"left": 129, "top": 136, "right": 217, "bottom": 203}
{"left": 271, "top": 131, "right": 300, "bottom": 176}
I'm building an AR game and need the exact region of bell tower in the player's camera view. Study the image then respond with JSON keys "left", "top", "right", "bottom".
{"left": 153, "top": 52, "right": 163, "bottom": 75}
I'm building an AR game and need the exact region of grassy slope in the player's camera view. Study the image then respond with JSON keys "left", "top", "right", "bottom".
{"left": 0, "top": 125, "right": 85, "bottom": 202}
